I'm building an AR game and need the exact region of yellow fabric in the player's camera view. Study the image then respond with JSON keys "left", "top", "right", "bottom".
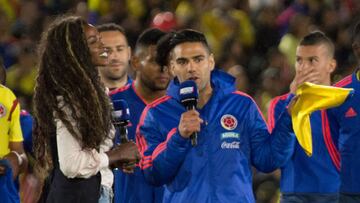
{"left": 176, "top": 1, "right": 194, "bottom": 18}
{"left": 6, "top": 65, "right": 37, "bottom": 96}
{"left": 291, "top": 82, "right": 353, "bottom": 156}
{"left": 88, "top": 0, "right": 109, "bottom": 14}
{"left": 0, "top": 85, "right": 23, "bottom": 158}
{"left": 201, "top": 9, "right": 254, "bottom": 56}
{"left": 0, "top": 0, "right": 16, "bottom": 21}
{"left": 88, "top": 0, "right": 100, "bottom": 11}
{"left": 175, "top": 1, "right": 195, "bottom": 26}
{"left": 126, "top": 0, "right": 145, "bottom": 19}
{"left": 278, "top": 34, "right": 299, "bottom": 68}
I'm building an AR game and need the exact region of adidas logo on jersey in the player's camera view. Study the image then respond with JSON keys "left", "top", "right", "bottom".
{"left": 345, "top": 107, "right": 357, "bottom": 118}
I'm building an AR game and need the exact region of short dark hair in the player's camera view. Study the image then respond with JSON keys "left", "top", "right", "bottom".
{"left": 299, "top": 31, "right": 335, "bottom": 57}
{"left": 156, "top": 29, "right": 210, "bottom": 66}
{"left": 135, "top": 28, "right": 166, "bottom": 50}
{"left": 96, "top": 23, "right": 128, "bottom": 43}
{"left": 97, "top": 23, "right": 125, "bottom": 33}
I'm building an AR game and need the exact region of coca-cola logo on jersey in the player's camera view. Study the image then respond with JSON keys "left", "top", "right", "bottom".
{"left": 221, "top": 141, "right": 240, "bottom": 149}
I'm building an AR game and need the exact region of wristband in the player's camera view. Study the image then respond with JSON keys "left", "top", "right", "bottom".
{"left": 10, "top": 151, "right": 23, "bottom": 166}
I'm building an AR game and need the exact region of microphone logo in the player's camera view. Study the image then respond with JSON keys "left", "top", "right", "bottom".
{"left": 180, "top": 86, "right": 194, "bottom": 95}
{"left": 112, "top": 108, "right": 130, "bottom": 120}
{"left": 179, "top": 80, "right": 198, "bottom": 109}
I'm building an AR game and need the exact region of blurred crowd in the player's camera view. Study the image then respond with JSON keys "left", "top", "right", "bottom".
{"left": 1, "top": 0, "right": 360, "bottom": 202}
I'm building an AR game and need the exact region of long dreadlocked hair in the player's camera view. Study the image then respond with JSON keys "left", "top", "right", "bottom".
{"left": 33, "top": 16, "right": 112, "bottom": 178}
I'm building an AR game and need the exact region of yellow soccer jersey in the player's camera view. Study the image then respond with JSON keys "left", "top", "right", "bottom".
{"left": 0, "top": 85, "right": 23, "bottom": 158}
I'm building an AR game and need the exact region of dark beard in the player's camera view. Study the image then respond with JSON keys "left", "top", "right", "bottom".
{"left": 141, "top": 76, "right": 169, "bottom": 91}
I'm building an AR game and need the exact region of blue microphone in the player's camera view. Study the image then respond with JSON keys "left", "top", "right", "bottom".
{"left": 112, "top": 99, "right": 130, "bottom": 143}
{"left": 179, "top": 80, "right": 199, "bottom": 146}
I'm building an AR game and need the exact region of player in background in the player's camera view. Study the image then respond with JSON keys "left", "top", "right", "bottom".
{"left": 97, "top": 23, "right": 132, "bottom": 91}
{"left": 109, "top": 28, "right": 170, "bottom": 203}
{"left": 325, "top": 21, "right": 360, "bottom": 203}
{"left": 268, "top": 31, "right": 339, "bottom": 203}
{"left": 0, "top": 57, "right": 28, "bottom": 202}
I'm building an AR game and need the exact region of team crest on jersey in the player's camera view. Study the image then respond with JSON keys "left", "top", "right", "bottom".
{"left": 0, "top": 103, "right": 6, "bottom": 118}
{"left": 221, "top": 114, "right": 237, "bottom": 130}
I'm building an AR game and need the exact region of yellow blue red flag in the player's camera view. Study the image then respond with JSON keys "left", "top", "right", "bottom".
{"left": 290, "top": 82, "right": 353, "bottom": 156}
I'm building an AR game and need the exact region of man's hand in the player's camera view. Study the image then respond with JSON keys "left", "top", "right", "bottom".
{"left": 106, "top": 141, "right": 140, "bottom": 172}
{"left": 178, "top": 110, "right": 204, "bottom": 139}
{"left": 287, "top": 96, "right": 299, "bottom": 115}
{"left": 8, "top": 142, "right": 27, "bottom": 178}
{"left": 2, "top": 153, "right": 20, "bottom": 179}
{"left": 290, "top": 67, "right": 321, "bottom": 94}
{"left": 121, "top": 162, "right": 137, "bottom": 174}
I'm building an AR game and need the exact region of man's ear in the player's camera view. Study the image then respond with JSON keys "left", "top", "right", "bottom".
{"left": 328, "top": 58, "right": 337, "bottom": 74}
{"left": 128, "top": 46, "right": 132, "bottom": 60}
{"left": 130, "top": 56, "right": 140, "bottom": 72}
{"left": 209, "top": 53, "right": 215, "bottom": 71}
{"left": 169, "top": 60, "right": 175, "bottom": 76}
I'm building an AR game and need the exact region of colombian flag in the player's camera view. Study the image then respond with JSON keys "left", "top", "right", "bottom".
{"left": 290, "top": 82, "right": 353, "bottom": 156}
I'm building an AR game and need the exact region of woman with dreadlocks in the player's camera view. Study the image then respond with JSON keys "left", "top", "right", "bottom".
{"left": 33, "top": 16, "right": 140, "bottom": 203}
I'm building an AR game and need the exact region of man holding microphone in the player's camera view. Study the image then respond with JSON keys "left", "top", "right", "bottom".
{"left": 136, "top": 29, "right": 296, "bottom": 203}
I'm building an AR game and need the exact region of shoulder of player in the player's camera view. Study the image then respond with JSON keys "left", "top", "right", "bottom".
{"left": 229, "top": 91, "right": 256, "bottom": 104}
{"left": 146, "top": 95, "right": 172, "bottom": 109}
{"left": 333, "top": 74, "right": 354, "bottom": 88}
{"left": 269, "top": 93, "right": 289, "bottom": 109}
{"left": 138, "top": 95, "right": 173, "bottom": 126}
{"left": 0, "top": 85, "right": 16, "bottom": 98}
{"left": 108, "top": 84, "right": 132, "bottom": 96}
{"left": 141, "top": 96, "right": 176, "bottom": 121}
{"left": 0, "top": 84, "right": 9, "bottom": 91}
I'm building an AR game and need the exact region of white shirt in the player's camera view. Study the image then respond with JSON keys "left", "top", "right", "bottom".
{"left": 55, "top": 97, "right": 114, "bottom": 188}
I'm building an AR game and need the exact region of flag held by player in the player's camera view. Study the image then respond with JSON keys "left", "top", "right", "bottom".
{"left": 290, "top": 82, "right": 353, "bottom": 156}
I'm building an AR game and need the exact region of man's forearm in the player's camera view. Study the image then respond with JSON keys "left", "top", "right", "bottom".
{"left": 3, "top": 151, "right": 28, "bottom": 178}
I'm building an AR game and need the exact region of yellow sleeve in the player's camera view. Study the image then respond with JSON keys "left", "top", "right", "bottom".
{"left": 8, "top": 91, "right": 23, "bottom": 142}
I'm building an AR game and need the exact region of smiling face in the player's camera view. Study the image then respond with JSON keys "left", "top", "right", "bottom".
{"left": 83, "top": 24, "right": 106, "bottom": 66}
{"left": 99, "top": 30, "right": 130, "bottom": 81}
{"left": 170, "top": 42, "right": 214, "bottom": 93}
